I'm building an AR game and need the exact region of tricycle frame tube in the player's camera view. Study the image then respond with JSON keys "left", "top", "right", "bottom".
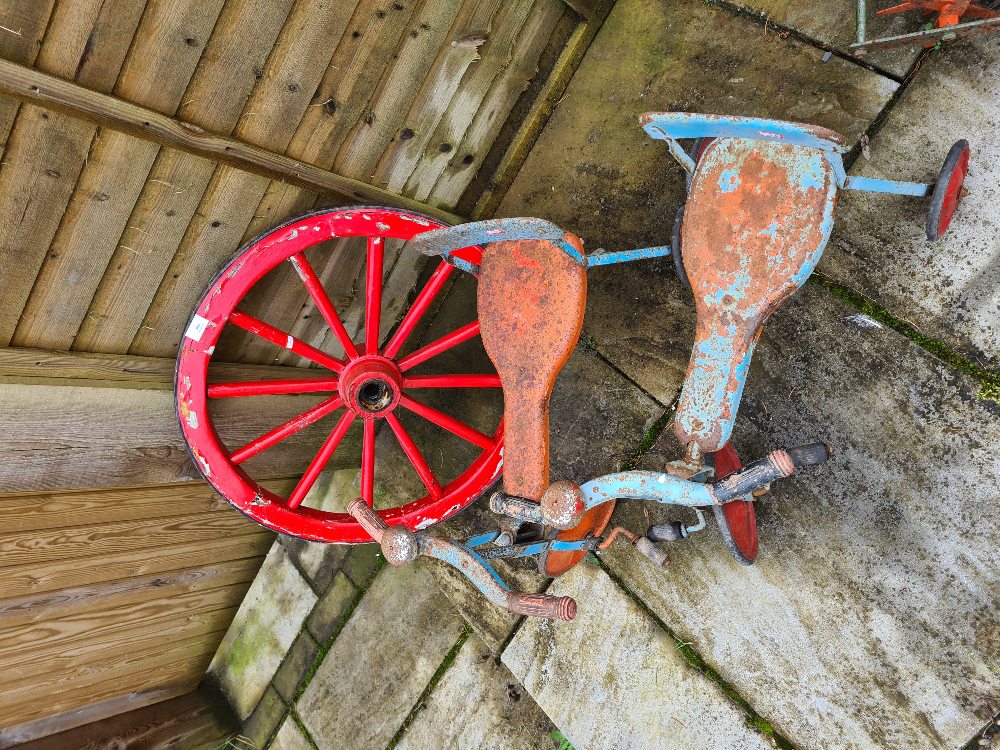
{"left": 843, "top": 175, "right": 931, "bottom": 197}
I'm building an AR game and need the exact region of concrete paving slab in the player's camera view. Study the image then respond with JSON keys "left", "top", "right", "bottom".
{"left": 207, "top": 543, "right": 318, "bottom": 719}
{"left": 241, "top": 685, "right": 287, "bottom": 748}
{"left": 502, "top": 563, "right": 776, "bottom": 750}
{"left": 272, "top": 717, "right": 314, "bottom": 750}
{"left": 821, "top": 35, "right": 1000, "bottom": 367}
{"left": 598, "top": 284, "right": 1000, "bottom": 750}
{"left": 306, "top": 572, "right": 356, "bottom": 643}
{"left": 727, "top": 0, "right": 922, "bottom": 77}
{"left": 296, "top": 564, "right": 466, "bottom": 750}
{"left": 395, "top": 633, "right": 557, "bottom": 750}
{"left": 272, "top": 633, "right": 320, "bottom": 704}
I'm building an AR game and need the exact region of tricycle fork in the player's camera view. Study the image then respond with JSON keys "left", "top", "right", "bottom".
{"left": 347, "top": 499, "right": 578, "bottom": 621}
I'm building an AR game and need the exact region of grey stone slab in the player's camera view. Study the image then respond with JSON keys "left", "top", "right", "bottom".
{"left": 502, "top": 563, "right": 775, "bottom": 750}
{"left": 344, "top": 544, "right": 382, "bottom": 589}
{"left": 272, "top": 716, "right": 315, "bottom": 750}
{"left": 498, "top": 0, "right": 898, "bottom": 259}
{"left": 306, "top": 572, "right": 357, "bottom": 643}
{"left": 241, "top": 686, "right": 287, "bottom": 749}
{"left": 279, "top": 534, "right": 350, "bottom": 593}
{"left": 598, "top": 284, "right": 1000, "bottom": 750}
{"left": 208, "top": 542, "right": 318, "bottom": 719}
{"left": 729, "top": 0, "right": 922, "bottom": 77}
{"left": 297, "top": 564, "right": 466, "bottom": 750}
{"left": 272, "top": 633, "right": 321, "bottom": 704}
{"left": 822, "top": 35, "right": 1000, "bottom": 367}
{"left": 395, "top": 634, "right": 557, "bottom": 750}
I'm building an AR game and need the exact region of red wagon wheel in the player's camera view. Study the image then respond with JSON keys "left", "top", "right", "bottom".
{"left": 176, "top": 206, "right": 504, "bottom": 543}
{"left": 711, "top": 443, "right": 758, "bottom": 565}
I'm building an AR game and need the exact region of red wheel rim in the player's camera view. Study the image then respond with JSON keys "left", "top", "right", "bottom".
{"left": 542, "top": 501, "right": 616, "bottom": 577}
{"left": 176, "top": 206, "right": 503, "bottom": 543}
{"left": 712, "top": 443, "right": 758, "bottom": 565}
{"left": 929, "top": 140, "right": 970, "bottom": 241}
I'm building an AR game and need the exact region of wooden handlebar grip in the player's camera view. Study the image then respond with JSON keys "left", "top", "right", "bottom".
{"left": 347, "top": 498, "right": 388, "bottom": 542}
{"left": 478, "top": 236, "right": 586, "bottom": 500}
{"left": 507, "top": 592, "right": 577, "bottom": 621}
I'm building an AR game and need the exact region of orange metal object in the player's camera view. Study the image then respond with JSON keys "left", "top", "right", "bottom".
{"left": 877, "top": 1, "right": 999, "bottom": 31}
{"left": 478, "top": 236, "right": 587, "bottom": 500}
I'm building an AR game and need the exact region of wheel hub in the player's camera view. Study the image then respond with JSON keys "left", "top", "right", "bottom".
{"left": 338, "top": 355, "right": 402, "bottom": 418}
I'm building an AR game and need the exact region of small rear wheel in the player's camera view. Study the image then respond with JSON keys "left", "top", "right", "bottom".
{"left": 671, "top": 205, "right": 690, "bottom": 292}
{"left": 926, "top": 139, "right": 970, "bottom": 241}
{"left": 710, "top": 443, "right": 758, "bottom": 565}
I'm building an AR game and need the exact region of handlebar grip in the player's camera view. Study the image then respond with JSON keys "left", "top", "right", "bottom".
{"left": 507, "top": 592, "right": 577, "bottom": 621}
{"left": 786, "top": 443, "right": 833, "bottom": 469}
{"left": 347, "top": 498, "right": 388, "bottom": 542}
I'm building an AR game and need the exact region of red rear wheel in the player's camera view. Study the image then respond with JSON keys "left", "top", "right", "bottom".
{"left": 176, "top": 206, "right": 504, "bottom": 543}
{"left": 926, "top": 139, "right": 970, "bottom": 241}
{"left": 711, "top": 443, "right": 758, "bottom": 565}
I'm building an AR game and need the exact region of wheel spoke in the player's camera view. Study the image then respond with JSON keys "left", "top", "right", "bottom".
{"left": 365, "top": 236, "right": 384, "bottom": 355}
{"left": 229, "top": 310, "right": 345, "bottom": 372}
{"left": 400, "top": 394, "right": 495, "bottom": 450}
{"left": 396, "top": 321, "right": 481, "bottom": 372}
{"left": 360, "top": 419, "right": 375, "bottom": 506}
{"left": 231, "top": 395, "right": 344, "bottom": 464}
{"left": 209, "top": 377, "right": 339, "bottom": 398}
{"left": 287, "top": 409, "right": 356, "bottom": 509}
{"left": 402, "top": 374, "right": 501, "bottom": 389}
{"left": 385, "top": 412, "right": 443, "bottom": 499}
{"left": 382, "top": 260, "right": 454, "bottom": 359}
{"left": 289, "top": 252, "right": 359, "bottom": 359}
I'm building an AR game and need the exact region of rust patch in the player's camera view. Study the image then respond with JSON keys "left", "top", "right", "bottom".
{"left": 478, "top": 234, "right": 587, "bottom": 499}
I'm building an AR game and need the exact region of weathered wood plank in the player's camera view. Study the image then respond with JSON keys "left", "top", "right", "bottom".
{"left": 0, "top": 584, "right": 246, "bottom": 670}
{"left": 2, "top": 530, "right": 273, "bottom": 597}
{"left": 0, "top": 346, "right": 332, "bottom": 389}
{"left": 0, "top": 376, "right": 339, "bottom": 492}
{"left": 0, "top": 625, "right": 225, "bottom": 699}
{"left": 0, "top": 509, "right": 264, "bottom": 568}
{"left": 14, "top": 0, "right": 272, "bottom": 352}
{"left": 0, "top": 0, "right": 174, "bottom": 346}
{"left": 2, "top": 645, "right": 220, "bottom": 729}
{"left": 0, "top": 556, "right": 264, "bottom": 628}
{"left": 129, "top": 0, "right": 360, "bottom": 358}
{"left": 0, "top": 477, "right": 294, "bottom": 533}
{"left": 428, "top": 0, "right": 565, "bottom": 207}
{"left": 402, "top": 0, "right": 539, "bottom": 201}
{"left": 0, "top": 61, "right": 460, "bottom": 229}
{"left": 7, "top": 686, "right": 238, "bottom": 750}
{"left": 0, "top": 106, "right": 96, "bottom": 344}
{"left": 0, "top": 0, "right": 55, "bottom": 152}
{"left": 290, "top": 0, "right": 415, "bottom": 168}
{"left": 333, "top": 0, "right": 465, "bottom": 180}
{"left": 0, "top": 680, "right": 199, "bottom": 748}
{"left": 370, "top": 0, "right": 504, "bottom": 194}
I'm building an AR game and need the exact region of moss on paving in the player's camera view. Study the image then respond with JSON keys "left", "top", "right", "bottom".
{"left": 595, "top": 556, "right": 799, "bottom": 750}
{"left": 384, "top": 626, "right": 473, "bottom": 750}
{"left": 811, "top": 275, "right": 1000, "bottom": 403}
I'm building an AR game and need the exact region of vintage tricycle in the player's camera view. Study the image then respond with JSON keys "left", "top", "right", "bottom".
{"left": 177, "top": 112, "right": 969, "bottom": 620}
